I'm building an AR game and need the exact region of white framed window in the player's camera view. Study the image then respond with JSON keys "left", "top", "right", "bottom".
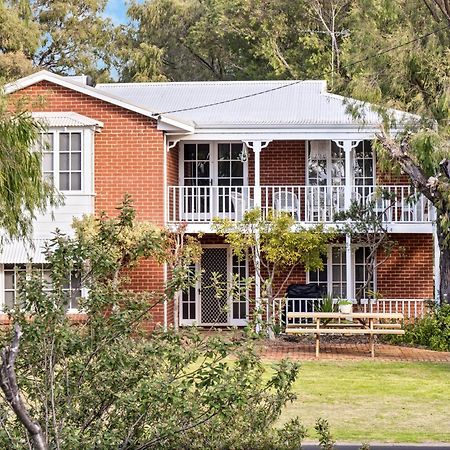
{"left": 3, "top": 265, "right": 26, "bottom": 309}
{"left": 38, "top": 129, "right": 86, "bottom": 193}
{"left": 63, "top": 274, "right": 82, "bottom": 311}
{"left": 354, "top": 141, "right": 375, "bottom": 187}
{"left": 0, "top": 264, "right": 83, "bottom": 312}
{"left": 231, "top": 254, "right": 248, "bottom": 322}
{"left": 59, "top": 132, "right": 82, "bottom": 191}
{"left": 307, "top": 140, "right": 375, "bottom": 188}
{"left": 180, "top": 141, "right": 248, "bottom": 187}
{"left": 307, "top": 246, "right": 374, "bottom": 300}
{"left": 307, "top": 141, "right": 346, "bottom": 187}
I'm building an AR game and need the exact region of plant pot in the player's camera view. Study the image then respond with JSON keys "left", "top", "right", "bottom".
{"left": 339, "top": 303, "right": 353, "bottom": 314}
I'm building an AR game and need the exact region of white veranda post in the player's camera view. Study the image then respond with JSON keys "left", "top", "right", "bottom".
{"left": 333, "top": 140, "right": 360, "bottom": 303}
{"left": 243, "top": 140, "right": 271, "bottom": 330}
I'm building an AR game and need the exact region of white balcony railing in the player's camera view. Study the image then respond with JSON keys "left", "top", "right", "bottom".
{"left": 167, "top": 185, "right": 434, "bottom": 224}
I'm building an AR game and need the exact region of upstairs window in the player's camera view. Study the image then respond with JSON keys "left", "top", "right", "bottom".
{"left": 39, "top": 131, "right": 83, "bottom": 192}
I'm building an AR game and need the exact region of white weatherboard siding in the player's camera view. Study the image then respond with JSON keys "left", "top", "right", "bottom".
{"left": 0, "top": 113, "right": 98, "bottom": 264}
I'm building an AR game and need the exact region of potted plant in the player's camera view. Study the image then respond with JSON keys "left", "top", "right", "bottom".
{"left": 338, "top": 299, "right": 353, "bottom": 314}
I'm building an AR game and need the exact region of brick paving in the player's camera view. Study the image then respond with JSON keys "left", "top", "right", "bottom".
{"left": 260, "top": 341, "right": 450, "bottom": 362}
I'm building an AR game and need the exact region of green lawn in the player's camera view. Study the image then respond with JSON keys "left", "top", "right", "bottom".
{"left": 266, "top": 360, "right": 450, "bottom": 443}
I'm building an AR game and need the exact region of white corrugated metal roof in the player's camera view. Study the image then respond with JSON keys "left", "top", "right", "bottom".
{"left": 0, "top": 239, "right": 48, "bottom": 264}
{"left": 96, "top": 80, "right": 412, "bottom": 129}
{"left": 32, "top": 112, "right": 104, "bottom": 128}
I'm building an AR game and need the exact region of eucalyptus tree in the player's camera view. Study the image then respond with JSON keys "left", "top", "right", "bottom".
{"left": 338, "top": 0, "right": 450, "bottom": 302}
{"left": 0, "top": 0, "right": 115, "bottom": 82}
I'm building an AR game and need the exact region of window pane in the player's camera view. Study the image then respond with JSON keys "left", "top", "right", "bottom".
{"left": 197, "top": 162, "right": 209, "bottom": 178}
{"left": 71, "top": 133, "right": 81, "bottom": 151}
{"left": 71, "top": 173, "right": 81, "bottom": 190}
{"left": 231, "top": 161, "right": 243, "bottom": 177}
{"left": 218, "top": 144, "right": 230, "bottom": 160}
{"left": 218, "top": 161, "right": 230, "bottom": 178}
{"left": 231, "top": 143, "right": 243, "bottom": 159}
{"left": 59, "top": 133, "right": 70, "bottom": 151}
{"left": 197, "top": 144, "right": 210, "bottom": 161}
{"left": 70, "top": 293, "right": 79, "bottom": 310}
{"left": 60, "top": 173, "right": 70, "bottom": 190}
{"left": 60, "top": 153, "right": 70, "bottom": 171}
{"left": 355, "top": 265, "right": 364, "bottom": 282}
{"left": 4, "top": 272, "right": 14, "bottom": 290}
{"left": 184, "top": 162, "right": 195, "bottom": 178}
{"left": 71, "top": 153, "right": 81, "bottom": 170}
{"left": 44, "top": 173, "right": 54, "bottom": 183}
{"left": 184, "top": 144, "right": 196, "bottom": 160}
{"left": 43, "top": 133, "right": 53, "bottom": 151}
{"left": 355, "top": 248, "right": 365, "bottom": 264}
{"left": 4, "top": 292, "right": 15, "bottom": 308}
{"left": 43, "top": 153, "right": 53, "bottom": 171}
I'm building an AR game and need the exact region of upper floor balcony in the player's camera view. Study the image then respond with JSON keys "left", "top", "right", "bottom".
{"left": 167, "top": 184, "right": 434, "bottom": 232}
{"left": 166, "top": 139, "right": 434, "bottom": 233}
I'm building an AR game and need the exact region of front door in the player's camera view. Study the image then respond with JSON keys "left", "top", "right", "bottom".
{"left": 179, "top": 246, "right": 248, "bottom": 326}
{"left": 200, "top": 247, "right": 229, "bottom": 325}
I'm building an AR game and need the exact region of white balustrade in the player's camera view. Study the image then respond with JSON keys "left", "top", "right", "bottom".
{"left": 167, "top": 185, "right": 433, "bottom": 224}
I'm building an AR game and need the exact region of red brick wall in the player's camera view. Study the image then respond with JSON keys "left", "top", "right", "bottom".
{"left": 377, "top": 234, "right": 433, "bottom": 299}
{"left": 167, "top": 144, "right": 179, "bottom": 186}
{"left": 10, "top": 81, "right": 167, "bottom": 327}
{"left": 10, "top": 81, "right": 165, "bottom": 223}
{"left": 248, "top": 140, "right": 306, "bottom": 186}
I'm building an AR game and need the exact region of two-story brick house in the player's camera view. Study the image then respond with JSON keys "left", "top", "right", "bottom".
{"left": 2, "top": 70, "right": 436, "bottom": 328}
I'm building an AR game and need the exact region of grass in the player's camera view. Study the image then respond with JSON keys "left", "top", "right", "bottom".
{"left": 264, "top": 360, "right": 450, "bottom": 443}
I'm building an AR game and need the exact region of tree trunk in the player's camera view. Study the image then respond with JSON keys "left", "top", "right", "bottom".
{"left": 173, "top": 293, "right": 179, "bottom": 332}
{"left": 437, "top": 220, "right": 450, "bottom": 304}
{"left": 0, "top": 324, "right": 47, "bottom": 450}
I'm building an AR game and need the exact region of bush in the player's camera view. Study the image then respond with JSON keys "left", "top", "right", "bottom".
{"left": 389, "top": 304, "right": 450, "bottom": 351}
{"left": 0, "top": 198, "right": 307, "bottom": 449}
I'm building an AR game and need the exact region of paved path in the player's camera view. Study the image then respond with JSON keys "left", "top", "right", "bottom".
{"left": 302, "top": 445, "right": 450, "bottom": 450}
{"left": 260, "top": 342, "right": 450, "bottom": 362}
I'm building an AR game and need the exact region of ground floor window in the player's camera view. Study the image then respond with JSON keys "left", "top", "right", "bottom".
{"left": 0, "top": 264, "right": 82, "bottom": 312}
{"left": 308, "top": 246, "right": 373, "bottom": 300}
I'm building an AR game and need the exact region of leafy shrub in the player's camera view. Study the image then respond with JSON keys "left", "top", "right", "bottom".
{"left": 389, "top": 304, "right": 450, "bottom": 351}
{"left": 0, "top": 198, "right": 307, "bottom": 449}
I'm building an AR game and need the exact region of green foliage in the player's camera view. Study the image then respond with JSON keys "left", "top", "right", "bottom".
{"left": 120, "top": 0, "right": 348, "bottom": 82}
{"left": 214, "top": 209, "right": 334, "bottom": 275}
{"left": 0, "top": 198, "right": 306, "bottom": 449}
{"left": 334, "top": 194, "right": 397, "bottom": 301}
{"left": 213, "top": 209, "right": 334, "bottom": 332}
{"left": 315, "top": 418, "right": 335, "bottom": 450}
{"left": 0, "top": 103, "right": 59, "bottom": 242}
{"left": 0, "top": 0, "right": 115, "bottom": 81}
{"left": 388, "top": 304, "right": 450, "bottom": 352}
{"left": 317, "top": 295, "right": 338, "bottom": 313}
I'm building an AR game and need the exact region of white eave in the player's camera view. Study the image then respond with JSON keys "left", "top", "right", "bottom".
{"left": 32, "top": 111, "right": 104, "bottom": 129}
{"left": 0, "top": 239, "right": 48, "bottom": 264}
{"left": 4, "top": 70, "right": 194, "bottom": 133}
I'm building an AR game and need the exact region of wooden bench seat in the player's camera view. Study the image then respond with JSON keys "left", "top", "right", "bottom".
{"left": 286, "top": 328, "right": 405, "bottom": 335}
{"left": 285, "top": 311, "right": 405, "bottom": 358}
{"left": 286, "top": 323, "right": 402, "bottom": 329}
